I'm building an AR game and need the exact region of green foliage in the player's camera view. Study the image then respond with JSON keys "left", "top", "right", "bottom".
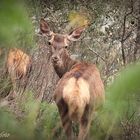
{"left": 91, "top": 63, "right": 140, "bottom": 139}
{"left": 35, "top": 102, "right": 62, "bottom": 140}
{"left": 0, "top": 91, "right": 60, "bottom": 140}
{"left": 0, "top": 0, "right": 34, "bottom": 49}
{"left": 0, "top": 107, "right": 32, "bottom": 140}
{"left": 104, "top": 63, "right": 140, "bottom": 122}
{"left": 20, "top": 92, "right": 40, "bottom": 139}
{"left": 0, "top": 109, "right": 17, "bottom": 133}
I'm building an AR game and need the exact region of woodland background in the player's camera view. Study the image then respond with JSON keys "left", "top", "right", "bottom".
{"left": 0, "top": 0, "right": 140, "bottom": 140}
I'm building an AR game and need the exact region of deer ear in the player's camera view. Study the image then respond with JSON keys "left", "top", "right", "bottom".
{"left": 40, "top": 18, "right": 52, "bottom": 36}
{"left": 68, "top": 26, "right": 85, "bottom": 41}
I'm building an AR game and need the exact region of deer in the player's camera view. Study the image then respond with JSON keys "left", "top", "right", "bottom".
{"left": 6, "top": 48, "right": 31, "bottom": 98}
{"left": 40, "top": 18, "right": 105, "bottom": 140}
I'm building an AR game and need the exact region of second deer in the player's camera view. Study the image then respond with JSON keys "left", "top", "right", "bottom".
{"left": 40, "top": 18, "right": 105, "bottom": 140}
{"left": 6, "top": 48, "right": 31, "bottom": 99}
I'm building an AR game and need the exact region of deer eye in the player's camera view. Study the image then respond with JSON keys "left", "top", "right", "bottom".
{"left": 65, "top": 46, "right": 68, "bottom": 49}
{"left": 48, "top": 41, "right": 51, "bottom": 45}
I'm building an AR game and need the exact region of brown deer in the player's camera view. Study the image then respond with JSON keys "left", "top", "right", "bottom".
{"left": 40, "top": 18, "right": 105, "bottom": 140}
{"left": 6, "top": 48, "right": 31, "bottom": 94}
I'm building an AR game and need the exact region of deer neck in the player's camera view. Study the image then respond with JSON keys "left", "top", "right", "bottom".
{"left": 53, "top": 56, "right": 77, "bottom": 78}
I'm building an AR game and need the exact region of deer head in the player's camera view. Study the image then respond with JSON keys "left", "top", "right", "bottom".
{"left": 40, "top": 18, "right": 85, "bottom": 77}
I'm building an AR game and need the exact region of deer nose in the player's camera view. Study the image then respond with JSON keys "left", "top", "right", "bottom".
{"left": 52, "top": 55, "right": 59, "bottom": 62}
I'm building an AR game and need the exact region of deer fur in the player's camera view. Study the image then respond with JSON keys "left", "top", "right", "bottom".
{"left": 40, "top": 18, "right": 105, "bottom": 140}
{"left": 7, "top": 48, "right": 31, "bottom": 86}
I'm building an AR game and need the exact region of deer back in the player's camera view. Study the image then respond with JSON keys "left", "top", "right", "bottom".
{"left": 7, "top": 48, "right": 31, "bottom": 80}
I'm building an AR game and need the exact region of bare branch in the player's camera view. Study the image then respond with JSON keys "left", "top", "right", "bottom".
{"left": 122, "top": 30, "right": 133, "bottom": 42}
{"left": 88, "top": 47, "right": 106, "bottom": 62}
{"left": 121, "top": 0, "right": 134, "bottom": 65}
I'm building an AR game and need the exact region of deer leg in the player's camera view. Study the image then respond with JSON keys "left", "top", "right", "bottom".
{"left": 61, "top": 115, "right": 73, "bottom": 140}
{"left": 57, "top": 99, "right": 73, "bottom": 140}
{"left": 78, "top": 105, "right": 93, "bottom": 140}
